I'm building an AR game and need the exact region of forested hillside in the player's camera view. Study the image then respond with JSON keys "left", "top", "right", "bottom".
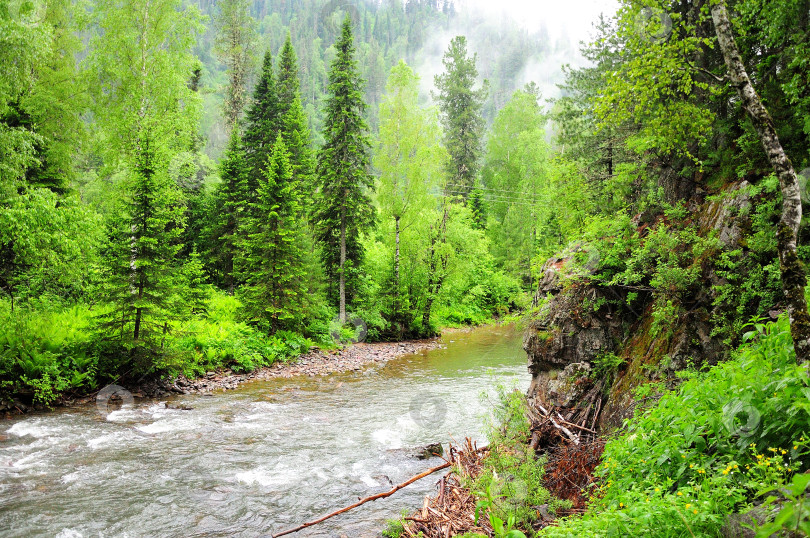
{"left": 192, "top": 0, "right": 564, "bottom": 154}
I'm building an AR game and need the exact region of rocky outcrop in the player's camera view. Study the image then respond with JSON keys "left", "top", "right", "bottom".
{"left": 524, "top": 181, "right": 766, "bottom": 431}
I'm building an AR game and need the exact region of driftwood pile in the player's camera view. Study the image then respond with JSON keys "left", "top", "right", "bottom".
{"left": 526, "top": 386, "right": 607, "bottom": 512}
{"left": 527, "top": 379, "right": 605, "bottom": 450}
{"left": 404, "top": 389, "right": 610, "bottom": 537}
{"left": 543, "top": 438, "right": 606, "bottom": 510}
{"left": 402, "top": 438, "right": 494, "bottom": 537}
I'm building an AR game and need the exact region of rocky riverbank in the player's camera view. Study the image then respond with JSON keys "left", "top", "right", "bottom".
{"left": 2, "top": 338, "right": 444, "bottom": 415}
{"left": 134, "top": 339, "right": 444, "bottom": 398}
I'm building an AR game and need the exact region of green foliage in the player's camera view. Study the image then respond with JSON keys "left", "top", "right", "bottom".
{"left": 0, "top": 0, "right": 88, "bottom": 192}
{"left": 381, "top": 509, "right": 410, "bottom": 538}
{"left": 483, "top": 89, "right": 551, "bottom": 286}
{"left": 0, "top": 299, "right": 98, "bottom": 405}
{"left": 0, "top": 188, "right": 102, "bottom": 305}
{"left": 592, "top": 352, "right": 625, "bottom": 384}
{"left": 711, "top": 177, "right": 784, "bottom": 346}
{"left": 545, "top": 316, "right": 810, "bottom": 536}
{"left": 754, "top": 471, "right": 810, "bottom": 537}
{"left": 373, "top": 60, "right": 448, "bottom": 337}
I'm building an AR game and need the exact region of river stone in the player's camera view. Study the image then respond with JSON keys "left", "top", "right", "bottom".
{"left": 721, "top": 503, "right": 784, "bottom": 538}
{"left": 411, "top": 443, "right": 444, "bottom": 459}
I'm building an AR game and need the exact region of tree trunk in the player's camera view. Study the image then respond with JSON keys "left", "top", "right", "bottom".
{"left": 133, "top": 307, "right": 142, "bottom": 341}
{"left": 711, "top": 0, "right": 810, "bottom": 363}
{"left": 339, "top": 215, "right": 346, "bottom": 324}
{"left": 394, "top": 215, "right": 401, "bottom": 315}
{"left": 422, "top": 207, "right": 449, "bottom": 334}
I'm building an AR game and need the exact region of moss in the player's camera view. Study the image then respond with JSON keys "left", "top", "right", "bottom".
{"left": 610, "top": 308, "right": 676, "bottom": 403}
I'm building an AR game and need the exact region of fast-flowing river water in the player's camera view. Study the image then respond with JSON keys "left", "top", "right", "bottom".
{"left": 0, "top": 324, "right": 528, "bottom": 537}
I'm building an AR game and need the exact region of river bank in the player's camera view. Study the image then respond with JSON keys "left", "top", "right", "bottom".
{"left": 1, "top": 338, "right": 444, "bottom": 416}
{"left": 129, "top": 338, "right": 445, "bottom": 398}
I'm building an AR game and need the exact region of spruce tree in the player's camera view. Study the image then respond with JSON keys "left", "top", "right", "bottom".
{"left": 213, "top": 0, "right": 256, "bottom": 129}
{"left": 243, "top": 50, "right": 282, "bottom": 200}
{"left": 237, "top": 135, "right": 306, "bottom": 333}
{"left": 469, "top": 186, "right": 486, "bottom": 229}
{"left": 314, "top": 16, "right": 375, "bottom": 322}
{"left": 203, "top": 127, "right": 247, "bottom": 292}
{"left": 434, "top": 36, "right": 488, "bottom": 200}
{"left": 283, "top": 96, "right": 316, "bottom": 201}
{"left": 102, "top": 141, "right": 185, "bottom": 344}
{"left": 274, "top": 36, "right": 315, "bottom": 199}
{"left": 276, "top": 33, "right": 300, "bottom": 118}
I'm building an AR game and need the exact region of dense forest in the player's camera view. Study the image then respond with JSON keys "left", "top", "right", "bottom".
{"left": 3, "top": 0, "right": 810, "bottom": 534}
{"left": 0, "top": 0, "right": 570, "bottom": 405}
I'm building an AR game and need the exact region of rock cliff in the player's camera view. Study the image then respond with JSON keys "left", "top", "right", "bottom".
{"left": 524, "top": 181, "right": 770, "bottom": 430}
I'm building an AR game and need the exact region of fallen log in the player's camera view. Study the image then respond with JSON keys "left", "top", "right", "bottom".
{"left": 271, "top": 461, "right": 452, "bottom": 537}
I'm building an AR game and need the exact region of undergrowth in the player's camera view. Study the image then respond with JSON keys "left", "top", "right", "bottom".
{"left": 0, "top": 292, "right": 317, "bottom": 405}
{"left": 543, "top": 315, "right": 810, "bottom": 536}
{"left": 464, "top": 387, "right": 570, "bottom": 537}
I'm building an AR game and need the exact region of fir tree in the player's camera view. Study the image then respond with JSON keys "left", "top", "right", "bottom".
{"left": 469, "top": 186, "right": 486, "bottom": 230}
{"left": 433, "top": 36, "right": 488, "bottom": 200}
{"left": 102, "top": 140, "right": 185, "bottom": 343}
{"left": 274, "top": 37, "right": 315, "bottom": 200}
{"left": 283, "top": 96, "right": 316, "bottom": 201}
{"left": 237, "top": 135, "right": 306, "bottom": 333}
{"left": 313, "top": 16, "right": 375, "bottom": 322}
{"left": 213, "top": 0, "right": 256, "bottom": 129}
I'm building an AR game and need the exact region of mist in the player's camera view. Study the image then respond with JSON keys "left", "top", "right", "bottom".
{"left": 406, "top": 0, "right": 619, "bottom": 110}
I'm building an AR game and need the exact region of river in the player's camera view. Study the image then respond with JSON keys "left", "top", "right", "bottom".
{"left": 0, "top": 324, "right": 528, "bottom": 537}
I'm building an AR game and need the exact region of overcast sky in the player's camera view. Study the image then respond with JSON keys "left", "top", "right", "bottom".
{"left": 460, "top": 0, "right": 620, "bottom": 44}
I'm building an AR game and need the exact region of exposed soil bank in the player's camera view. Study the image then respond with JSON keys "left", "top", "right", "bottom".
{"left": 2, "top": 338, "right": 443, "bottom": 416}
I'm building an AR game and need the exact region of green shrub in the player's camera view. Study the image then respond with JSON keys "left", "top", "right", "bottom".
{"left": 0, "top": 300, "right": 98, "bottom": 404}
{"left": 468, "top": 388, "right": 568, "bottom": 535}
